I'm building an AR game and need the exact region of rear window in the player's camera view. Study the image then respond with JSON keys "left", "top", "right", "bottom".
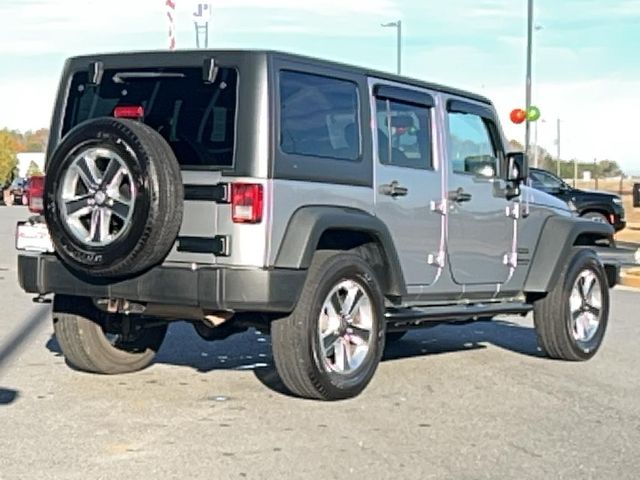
{"left": 63, "top": 67, "right": 238, "bottom": 168}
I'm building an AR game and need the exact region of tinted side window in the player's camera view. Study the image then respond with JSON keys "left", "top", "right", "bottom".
{"left": 530, "top": 170, "right": 563, "bottom": 190}
{"left": 280, "top": 71, "right": 360, "bottom": 161}
{"left": 375, "top": 98, "right": 432, "bottom": 170}
{"left": 448, "top": 112, "right": 497, "bottom": 177}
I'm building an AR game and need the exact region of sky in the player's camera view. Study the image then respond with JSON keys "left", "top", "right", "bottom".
{"left": 0, "top": 0, "right": 638, "bottom": 173}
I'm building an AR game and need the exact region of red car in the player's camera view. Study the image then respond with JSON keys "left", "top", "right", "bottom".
{"left": 24, "top": 175, "right": 45, "bottom": 212}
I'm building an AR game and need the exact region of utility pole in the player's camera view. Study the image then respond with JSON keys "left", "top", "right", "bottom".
{"left": 193, "top": 3, "right": 212, "bottom": 48}
{"left": 556, "top": 118, "right": 561, "bottom": 177}
{"left": 594, "top": 158, "right": 599, "bottom": 190}
{"left": 396, "top": 20, "right": 402, "bottom": 75}
{"left": 524, "top": 0, "right": 534, "bottom": 156}
{"left": 381, "top": 20, "right": 402, "bottom": 75}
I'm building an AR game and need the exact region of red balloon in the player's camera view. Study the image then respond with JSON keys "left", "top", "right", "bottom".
{"left": 510, "top": 108, "right": 526, "bottom": 124}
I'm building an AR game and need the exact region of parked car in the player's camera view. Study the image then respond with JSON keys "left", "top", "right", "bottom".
{"left": 529, "top": 167, "right": 626, "bottom": 231}
{"left": 23, "top": 175, "right": 45, "bottom": 212}
{"left": 3, "top": 177, "right": 27, "bottom": 206}
{"left": 16, "top": 50, "right": 618, "bottom": 400}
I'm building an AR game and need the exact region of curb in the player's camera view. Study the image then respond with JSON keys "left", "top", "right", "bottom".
{"left": 620, "top": 268, "right": 640, "bottom": 289}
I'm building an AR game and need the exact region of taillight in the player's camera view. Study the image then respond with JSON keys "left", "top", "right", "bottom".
{"left": 27, "top": 175, "right": 45, "bottom": 214}
{"left": 113, "top": 105, "right": 144, "bottom": 119}
{"left": 231, "top": 183, "right": 263, "bottom": 224}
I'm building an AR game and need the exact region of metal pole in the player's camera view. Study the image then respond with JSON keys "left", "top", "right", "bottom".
{"left": 525, "top": 0, "right": 533, "bottom": 156}
{"left": 533, "top": 121, "right": 538, "bottom": 168}
{"left": 382, "top": 21, "right": 402, "bottom": 75}
{"left": 556, "top": 118, "right": 561, "bottom": 177}
{"left": 573, "top": 157, "right": 577, "bottom": 188}
{"left": 397, "top": 20, "right": 402, "bottom": 75}
{"left": 594, "top": 158, "right": 598, "bottom": 190}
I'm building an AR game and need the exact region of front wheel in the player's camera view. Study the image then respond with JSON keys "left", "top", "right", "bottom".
{"left": 53, "top": 295, "right": 167, "bottom": 374}
{"left": 582, "top": 212, "right": 609, "bottom": 225}
{"left": 533, "top": 249, "right": 609, "bottom": 361}
{"left": 271, "top": 251, "right": 386, "bottom": 400}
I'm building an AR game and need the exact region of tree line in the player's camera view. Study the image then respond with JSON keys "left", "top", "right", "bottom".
{"left": 509, "top": 140, "right": 623, "bottom": 179}
{"left": 0, "top": 129, "right": 48, "bottom": 186}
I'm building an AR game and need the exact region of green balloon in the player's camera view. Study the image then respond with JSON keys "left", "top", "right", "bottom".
{"left": 527, "top": 106, "right": 541, "bottom": 121}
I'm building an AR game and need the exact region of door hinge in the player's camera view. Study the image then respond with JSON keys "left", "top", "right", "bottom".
{"left": 503, "top": 252, "right": 518, "bottom": 269}
{"left": 428, "top": 251, "right": 445, "bottom": 268}
{"left": 505, "top": 203, "right": 521, "bottom": 219}
{"left": 430, "top": 199, "right": 447, "bottom": 215}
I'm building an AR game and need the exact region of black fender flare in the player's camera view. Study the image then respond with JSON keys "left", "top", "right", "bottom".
{"left": 274, "top": 206, "right": 407, "bottom": 296}
{"left": 524, "top": 215, "right": 614, "bottom": 293}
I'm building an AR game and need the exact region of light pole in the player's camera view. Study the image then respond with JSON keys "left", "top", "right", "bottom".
{"left": 524, "top": 0, "right": 534, "bottom": 156}
{"left": 556, "top": 118, "right": 561, "bottom": 177}
{"left": 533, "top": 118, "right": 545, "bottom": 168}
{"left": 381, "top": 20, "right": 402, "bottom": 75}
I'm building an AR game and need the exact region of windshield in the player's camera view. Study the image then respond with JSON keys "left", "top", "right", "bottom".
{"left": 63, "top": 67, "right": 238, "bottom": 168}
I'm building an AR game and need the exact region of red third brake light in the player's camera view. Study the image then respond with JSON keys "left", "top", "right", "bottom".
{"left": 113, "top": 105, "right": 144, "bottom": 119}
{"left": 27, "top": 175, "right": 45, "bottom": 214}
{"left": 231, "top": 183, "right": 263, "bottom": 224}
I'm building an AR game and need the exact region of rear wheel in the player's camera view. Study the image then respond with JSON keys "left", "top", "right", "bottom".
{"left": 533, "top": 249, "right": 609, "bottom": 361}
{"left": 53, "top": 295, "right": 167, "bottom": 374}
{"left": 271, "top": 251, "right": 385, "bottom": 400}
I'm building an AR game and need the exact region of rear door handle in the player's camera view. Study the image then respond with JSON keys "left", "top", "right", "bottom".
{"left": 448, "top": 187, "right": 472, "bottom": 203}
{"left": 379, "top": 181, "right": 409, "bottom": 198}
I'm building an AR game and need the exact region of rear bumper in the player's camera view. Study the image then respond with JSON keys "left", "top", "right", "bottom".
{"left": 18, "top": 254, "right": 305, "bottom": 313}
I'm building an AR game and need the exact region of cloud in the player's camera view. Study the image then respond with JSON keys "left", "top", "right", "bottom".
{"left": 0, "top": 0, "right": 400, "bottom": 54}
{"left": 0, "top": 76, "right": 59, "bottom": 131}
{"left": 0, "top": 0, "right": 637, "bottom": 173}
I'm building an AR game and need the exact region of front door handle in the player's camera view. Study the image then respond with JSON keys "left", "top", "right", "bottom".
{"left": 379, "top": 181, "right": 409, "bottom": 198}
{"left": 448, "top": 187, "right": 472, "bottom": 203}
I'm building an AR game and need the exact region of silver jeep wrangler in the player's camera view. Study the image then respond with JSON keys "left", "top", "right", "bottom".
{"left": 17, "top": 50, "right": 618, "bottom": 400}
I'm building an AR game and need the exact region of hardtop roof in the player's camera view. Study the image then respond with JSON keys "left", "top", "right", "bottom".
{"left": 66, "top": 49, "right": 492, "bottom": 105}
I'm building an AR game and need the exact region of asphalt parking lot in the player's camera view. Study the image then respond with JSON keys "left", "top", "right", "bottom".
{"left": 1, "top": 206, "right": 639, "bottom": 480}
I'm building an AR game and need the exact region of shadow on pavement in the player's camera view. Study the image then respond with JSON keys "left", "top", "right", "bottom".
{"left": 0, "top": 305, "right": 49, "bottom": 374}
{"left": 383, "top": 319, "right": 544, "bottom": 362}
{"left": 0, "top": 387, "right": 19, "bottom": 406}
{"left": 44, "top": 317, "right": 543, "bottom": 397}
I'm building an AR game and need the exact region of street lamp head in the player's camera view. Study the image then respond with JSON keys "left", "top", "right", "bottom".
{"left": 381, "top": 21, "right": 398, "bottom": 27}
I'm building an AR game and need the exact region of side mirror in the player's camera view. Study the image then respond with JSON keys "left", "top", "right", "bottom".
{"left": 506, "top": 152, "right": 528, "bottom": 183}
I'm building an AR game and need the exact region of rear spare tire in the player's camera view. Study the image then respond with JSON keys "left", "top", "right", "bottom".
{"left": 44, "top": 118, "right": 183, "bottom": 278}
